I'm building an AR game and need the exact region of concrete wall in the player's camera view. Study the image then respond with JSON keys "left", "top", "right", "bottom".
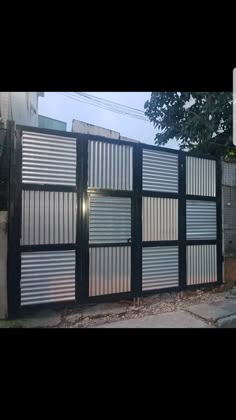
{"left": 72, "top": 119, "right": 139, "bottom": 143}
{"left": 222, "top": 160, "right": 236, "bottom": 285}
{"left": 0, "top": 212, "right": 8, "bottom": 319}
{"left": 224, "top": 258, "right": 236, "bottom": 286}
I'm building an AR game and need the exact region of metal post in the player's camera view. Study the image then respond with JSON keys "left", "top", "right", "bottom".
{"left": 7, "top": 121, "right": 21, "bottom": 318}
{"left": 132, "top": 143, "right": 142, "bottom": 298}
{"left": 178, "top": 151, "right": 186, "bottom": 290}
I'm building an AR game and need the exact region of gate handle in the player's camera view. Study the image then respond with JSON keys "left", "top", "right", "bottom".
{"left": 127, "top": 238, "right": 132, "bottom": 243}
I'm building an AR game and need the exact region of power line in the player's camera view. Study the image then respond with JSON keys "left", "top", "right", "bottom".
{"left": 73, "top": 92, "right": 145, "bottom": 115}
{"left": 57, "top": 92, "right": 149, "bottom": 122}
{"left": 76, "top": 92, "right": 146, "bottom": 115}
{"left": 63, "top": 92, "right": 148, "bottom": 120}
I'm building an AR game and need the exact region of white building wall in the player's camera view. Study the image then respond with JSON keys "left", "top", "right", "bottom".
{"left": 0, "top": 92, "right": 41, "bottom": 128}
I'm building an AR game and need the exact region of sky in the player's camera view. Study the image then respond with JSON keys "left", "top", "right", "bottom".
{"left": 38, "top": 92, "right": 178, "bottom": 149}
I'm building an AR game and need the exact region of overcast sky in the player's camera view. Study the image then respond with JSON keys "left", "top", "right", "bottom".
{"left": 38, "top": 92, "right": 178, "bottom": 149}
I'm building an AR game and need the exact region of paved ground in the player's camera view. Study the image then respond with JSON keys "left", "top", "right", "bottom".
{"left": 186, "top": 301, "right": 236, "bottom": 322}
{"left": 94, "top": 310, "right": 212, "bottom": 328}
{"left": 1, "top": 286, "right": 236, "bottom": 328}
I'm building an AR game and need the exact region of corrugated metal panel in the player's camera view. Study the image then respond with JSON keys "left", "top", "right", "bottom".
{"left": 22, "top": 131, "right": 76, "bottom": 185}
{"left": 21, "top": 190, "right": 77, "bottom": 245}
{"left": 187, "top": 245, "right": 217, "bottom": 285}
{"left": 186, "top": 156, "right": 216, "bottom": 196}
{"left": 89, "top": 195, "right": 131, "bottom": 244}
{"left": 142, "top": 149, "right": 178, "bottom": 192}
{"left": 186, "top": 200, "right": 217, "bottom": 240}
{"left": 222, "top": 161, "right": 236, "bottom": 186}
{"left": 88, "top": 140, "right": 133, "bottom": 190}
{"left": 142, "top": 197, "right": 178, "bottom": 241}
{"left": 142, "top": 246, "right": 179, "bottom": 291}
{"left": 89, "top": 246, "right": 131, "bottom": 296}
{"left": 21, "top": 250, "right": 76, "bottom": 305}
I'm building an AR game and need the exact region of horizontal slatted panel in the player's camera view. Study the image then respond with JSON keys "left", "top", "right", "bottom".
{"left": 89, "top": 195, "right": 131, "bottom": 244}
{"left": 21, "top": 251, "right": 76, "bottom": 305}
{"left": 21, "top": 190, "right": 77, "bottom": 245}
{"left": 142, "top": 247, "right": 179, "bottom": 291}
{"left": 186, "top": 156, "right": 216, "bottom": 196}
{"left": 187, "top": 245, "right": 217, "bottom": 285}
{"left": 88, "top": 140, "right": 133, "bottom": 190}
{"left": 142, "top": 197, "right": 178, "bottom": 241}
{"left": 22, "top": 131, "right": 76, "bottom": 185}
{"left": 142, "top": 149, "right": 178, "bottom": 192}
{"left": 89, "top": 247, "right": 131, "bottom": 296}
{"left": 186, "top": 200, "right": 217, "bottom": 240}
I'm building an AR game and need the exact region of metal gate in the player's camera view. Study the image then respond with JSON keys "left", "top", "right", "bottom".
{"left": 7, "top": 124, "right": 222, "bottom": 316}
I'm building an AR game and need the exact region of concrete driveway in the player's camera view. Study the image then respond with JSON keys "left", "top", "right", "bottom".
{"left": 94, "top": 310, "right": 212, "bottom": 328}
{"left": 95, "top": 300, "right": 236, "bottom": 328}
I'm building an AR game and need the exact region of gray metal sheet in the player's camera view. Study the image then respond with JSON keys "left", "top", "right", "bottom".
{"left": 22, "top": 131, "right": 77, "bottom": 185}
{"left": 186, "top": 156, "right": 216, "bottom": 196}
{"left": 186, "top": 200, "right": 217, "bottom": 240}
{"left": 89, "top": 195, "right": 131, "bottom": 244}
{"left": 21, "top": 190, "right": 77, "bottom": 245}
{"left": 89, "top": 246, "right": 131, "bottom": 296}
{"left": 142, "top": 246, "right": 179, "bottom": 291}
{"left": 21, "top": 250, "right": 76, "bottom": 305}
{"left": 88, "top": 140, "right": 133, "bottom": 190}
{"left": 142, "top": 149, "right": 178, "bottom": 192}
{"left": 142, "top": 197, "right": 178, "bottom": 241}
{"left": 187, "top": 245, "right": 217, "bottom": 285}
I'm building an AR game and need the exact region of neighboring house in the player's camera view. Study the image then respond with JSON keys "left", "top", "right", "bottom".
{"left": 0, "top": 92, "right": 44, "bottom": 128}
{"left": 38, "top": 115, "right": 67, "bottom": 131}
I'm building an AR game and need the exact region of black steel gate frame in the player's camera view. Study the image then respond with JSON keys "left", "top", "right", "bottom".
{"left": 7, "top": 124, "right": 223, "bottom": 318}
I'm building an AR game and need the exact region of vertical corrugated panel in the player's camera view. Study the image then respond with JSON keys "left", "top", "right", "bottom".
{"left": 186, "top": 156, "right": 216, "bottom": 196}
{"left": 89, "top": 195, "right": 131, "bottom": 243}
{"left": 142, "top": 246, "right": 179, "bottom": 291}
{"left": 21, "top": 250, "right": 76, "bottom": 305}
{"left": 89, "top": 247, "right": 131, "bottom": 296}
{"left": 22, "top": 131, "right": 76, "bottom": 185}
{"left": 142, "top": 149, "right": 178, "bottom": 192}
{"left": 88, "top": 140, "right": 133, "bottom": 190}
{"left": 186, "top": 200, "right": 216, "bottom": 240}
{"left": 21, "top": 190, "right": 77, "bottom": 245}
{"left": 222, "top": 161, "right": 236, "bottom": 186}
{"left": 142, "top": 197, "right": 178, "bottom": 241}
{"left": 187, "top": 245, "right": 217, "bottom": 285}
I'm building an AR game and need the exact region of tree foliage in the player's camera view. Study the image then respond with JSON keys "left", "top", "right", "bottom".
{"left": 144, "top": 92, "right": 234, "bottom": 157}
